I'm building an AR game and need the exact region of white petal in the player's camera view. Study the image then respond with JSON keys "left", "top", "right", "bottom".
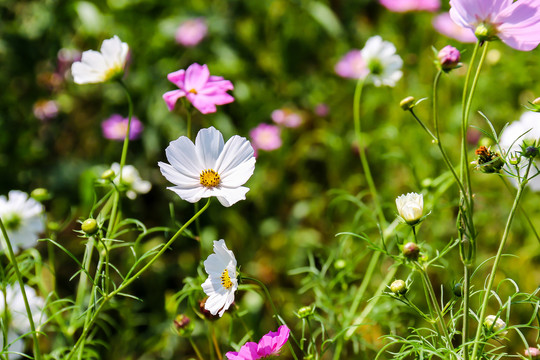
{"left": 214, "top": 186, "right": 250, "bottom": 207}
{"left": 165, "top": 136, "right": 202, "bottom": 177}
{"left": 158, "top": 162, "right": 200, "bottom": 188}
{"left": 195, "top": 127, "right": 224, "bottom": 170}
{"left": 215, "top": 135, "right": 255, "bottom": 175}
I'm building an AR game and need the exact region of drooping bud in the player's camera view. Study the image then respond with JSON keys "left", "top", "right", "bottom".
{"left": 402, "top": 242, "right": 420, "bottom": 261}
{"left": 81, "top": 218, "right": 98, "bottom": 235}
{"left": 400, "top": 96, "right": 415, "bottom": 111}
{"left": 438, "top": 46, "right": 460, "bottom": 72}
{"left": 390, "top": 280, "right": 407, "bottom": 295}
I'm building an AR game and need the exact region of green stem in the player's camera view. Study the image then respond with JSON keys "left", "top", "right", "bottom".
{"left": 117, "top": 80, "right": 134, "bottom": 184}
{"left": 66, "top": 199, "right": 211, "bottom": 360}
{"left": 189, "top": 336, "right": 204, "bottom": 360}
{"left": 210, "top": 325, "right": 223, "bottom": 360}
{"left": 70, "top": 236, "right": 95, "bottom": 328}
{"left": 0, "top": 217, "right": 42, "bottom": 360}
{"left": 409, "top": 109, "right": 437, "bottom": 142}
{"left": 470, "top": 160, "right": 533, "bottom": 360}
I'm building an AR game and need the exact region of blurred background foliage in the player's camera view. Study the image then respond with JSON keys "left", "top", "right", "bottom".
{"left": 1, "top": 0, "right": 540, "bottom": 358}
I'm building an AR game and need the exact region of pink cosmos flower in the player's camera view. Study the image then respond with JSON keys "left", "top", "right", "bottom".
{"left": 250, "top": 124, "right": 282, "bottom": 152}
{"left": 271, "top": 109, "right": 303, "bottom": 128}
{"left": 33, "top": 100, "right": 59, "bottom": 121}
{"left": 163, "top": 63, "right": 234, "bottom": 114}
{"left": 334, "top": 50, "right": 368, "bottom": 80}
{"left": 226, "top": 325, "right": 290, "bottom": 360}
{"left": 380, "top": 0, "right": 440, "bottom": 12}
{"left": 432, "top": 13, "right": 477, "bottom": 43}
{"left": 449, "top": 0, "right": 540, "bottom": 51}
{"left": 314, "top": 103, "right": 329, "bottom": 117}
{"left": 175, "top": 18, "right": 208, "bottom": 47}
{"left": 438, "top": 45, "right": 461, "bottom": 71}
{"left": 101, "top": 114, "right": 143, "bottom": 141}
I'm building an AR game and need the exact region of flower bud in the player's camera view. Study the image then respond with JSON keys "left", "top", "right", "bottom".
{"left": 474, "top": 23, "right": 497, "bottom": 42}
{"left": 525, "top": 347, "right": 540, "bottom": 359}
{"left": 390, "top": 280, "right": 407, "bottom": 295}
{"left": 438, "top": 45, "right": 460, "bottom": 72}
{"left": 523, "top": 146, "right": 539, "bottom": 159}
{"left": 297, "top": 306, "right": 314, "bottom": 319}
{"left": 334, "top": 259, "right": 346, "bottom": 270}
{"left": 400, "top": 96, "right": 415, "bottom": 111}
{"left": 101, "top": 169, "right": 116, "bottom": 180}
{"left": 484, "top": 315, "right": 508, "bottom": 336}
{"left": 199, "top": 297, "right": 221, "bottom": 320}
{"left": 31, "top": 188, "right": 50, "bottom": 202}
{"left": 173, "top": 314, "right": 194, "bottom": 336}
{"left": 81, "top": 218, "right": 98, "bottom": 235}
{"left": 402, "top": 242, "right": 420, "bottom": 261}
{"left": 525, "top": 97, "right": 540, "bottom": 112}
{"left": 396, "top": 192, "right": 424, "bottom": 225}
{"left": 453, "top": 283, "right": 463, "bottom": 297}
{"left": 533, "top": 98, "right": 540, "bottom": 106}
{"left": 472, "top": 146, "right": 504, "bottom": 173}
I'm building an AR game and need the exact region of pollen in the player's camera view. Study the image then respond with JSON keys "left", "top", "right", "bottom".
{"left": 188, "top": 88, "right": 198, "bottom": 94}
{"left": 220, "top": 269, "right": 233, "bottom": 289}
{"left": 200, "top": 169, "right": 221, "bottom": 188}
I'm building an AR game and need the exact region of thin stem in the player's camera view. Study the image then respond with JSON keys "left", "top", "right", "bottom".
{"left": 0, "top": 217, "right": 42, "bottom": 360}
{"left": 470, "top": 160, "right": 533, "bottom": 360}
{"left": 70, "top": 236, "right": 95, "bottom": 326}
{"left": 189, "top": 336, "right": 204, "bottom": 360}
{"left": 210, "top": 325, "right": 223, "bottom": 360}
{"left": 409, "top": 109, "right": 437, "bottom": 142}
{"left": 462, "top": 263, "right": 471, "bottom": 360}
{"left": 117, "top": 80, "right": 134, "bottom": 184}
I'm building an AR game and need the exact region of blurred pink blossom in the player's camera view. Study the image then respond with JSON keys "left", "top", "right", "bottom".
{"left": 33, "top": 100, "right": 59, "bottom": 121}
{"left": 271, "top": 109, "right": 303, "bottom": 128}
{"left": 450, "top": 0, "right": 540, "bottom": 51}
{"left": 432, "top": 13, "right": 476, "bottom": 43}
{"left": 163, "top": 63, "right": 234, "bottom": 114}
{"left": 101, "top": 114, "right": 143, "bottom": 141}
{"left": 175, "top": 18, "right": 208, "bottom": 47}
{"left": 314, "top": 103, "right": 329, "bottom": 117}
{"left": 380, "top": 0, "right": 440, "bottom": 12}
{"left": 334, "top": 50, "right": 368, "bottom": 80}
{"left": 226, "top": 325, "right": 290, "bottom": 360}
{"left": 250, "top": 124, "right": 282, "bottom": 153}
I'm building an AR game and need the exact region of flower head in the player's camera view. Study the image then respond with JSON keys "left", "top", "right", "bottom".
{"left": 33, "top": 100, "right": 59, "bottom": 121}
{"left": 390, "top": 280, "right": 407, "bottom": 295}
{"left": 449, "top": 0, "right": 540, "bottom": 51}
{"left": 158, "top": 127, "right": 256, "bottom": 207}
{"left": 110, "top": 163, "right": 152, "bottom": 200}
{"left": 438, "top": 45, "right": 461, "bottom": 71}
{"left": 202, "top": 240, "right": 238, "bottom": 317}
{"left": 226, "top": 325, "right": 290, "bottom": 359}
{"left": 271, "top": 108, "right": 303, "bottom": 128}
{"left": 0, "top": 284, "right": 46, "bottom": 358}
{"left": 175, "top": 18, "right": 208, "bottom": 47}
{"left": 163, "top": 63, "right": 234, "bottom": 114}
{"left": 433, "top": 13, "right": 477, "bottom": 43}
{"left": 380, "top": 0, "right": 440, "bottom": 12}
{"left": 396, "top": 192, "right": 424, "bottom": 225}
{"left": 484, "top": 315, "right": 508, "bottom": 336}
{"left": 250, "top": 124, "right": 282, "bottom": 153}
{"left": 525, "top": 347, "right": 540, "bottom": 359}
{"left": 334, "top": 50, "right": 368, "bottom": 80}
{"left": 360, "top": 36, "right": 403, "bottom": 87}
{"left": 101, "top": 114, "right": 144, "bottom": 141}
{"left": 0, "top": 191, "right": 45, "bottom": 253}
{"left": 71, "top": 35, "right": 129, "bottom": 84}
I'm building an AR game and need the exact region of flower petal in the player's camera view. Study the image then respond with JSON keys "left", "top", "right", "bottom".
{"left": 195, "top": 127, "right": 225, "bottom": 170}
{"left": 184, "top": 63, "right": 210, "bottom": 92}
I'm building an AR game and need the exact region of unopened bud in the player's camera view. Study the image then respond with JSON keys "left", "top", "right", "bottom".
{"left": 403, "top": 242, "right": 420, "bottom": 261}
{"left": 400, "top": 96, "right": 415, "bottom": 111}
{"left": 453, "top": 283, "right": 463, "bottom": 297}
{"left": 81, "top": 218, "right": 98, "bottom": 235}
{"left": 524, "top": 146, "right": 539, "bottom": 159}
{"left": 334, "top": 259, "right": 346, "bottom": 270}
{"left": 484, "top": 315, "right": 508, "bottom": 336}
{"left": 173, "top": 314, "right": 194, "bottom": 336}
{"left": 297, "top": 306, "right": 314, "bottom": 319}
{"left": 101, "top": 169, "right": 116, "bottom": 180}
{"left": 475, "top": 23, "right": 497, "bottom": 42}
{"left": 533, "top": 98, "right": 540, "bottom": 106}
{"left": 390, "top": 280, "right": 407, "bottom": 295}
{"left": 31, "top": 188, "right": 50, "bottom": 202}
{"left": 438, "top": 45, "right": 460, "bottom": 72}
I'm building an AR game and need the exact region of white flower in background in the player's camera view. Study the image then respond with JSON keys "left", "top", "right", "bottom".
{"left": 158, "top": 127, "right": 256, "bottom": 207}
{"left": 499, "top": 111, "right": 540, "bottom": 191}
{"left": 111, "top": 163, "right": 152, "bottom": 200}
{"left": 484, "top": 315, "right": 508, "bottom": 336}
{"left": 71, "top": 35, "right": 129, "bottom": 84}
{"left": 0, "top": 191, "right": 45, "bottom": 253}
{"left": 396, "top": 192, "right": 424, "bottom": 224}
{"left": 0, "top": 283, "right": 47, "bottom": 358}
{"left": 361, "top": 36, "right": 403, "bottom": 87}
{"left": 201, "top": 240, "right": 238, "bottom": 317}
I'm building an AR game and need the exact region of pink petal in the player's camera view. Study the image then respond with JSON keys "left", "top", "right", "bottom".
{"left": 184, "top": 63, "right": 210, "bottom": 92}
{"left": 199, "top": 79, "right": 234, "bottom": 95}
{"left": 257, "top": 325, "right": 290, "bottom": 356}
{"left": 162, "top": 89, "right": 186, "bottom": 111}
{"left": 167, "top": 69, "right": 186, "bottom": 87}
{"left": 188, "top": 93, "right": 235, "bottom": 114}
{"left": 226, "top": 342, "right": 260, "bottom": 360}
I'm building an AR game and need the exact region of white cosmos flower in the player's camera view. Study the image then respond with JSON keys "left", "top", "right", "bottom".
{"left": 71, "top": 35, "right": 129, "bottom": 84}
{"left": 110, "top": 163, "right": 152, "bottom": 200}
{"left": 396, "top": 192, "right": 424, "bottom": 225}
{"left": 158, "top": 127, "right": 256, "bottom": 207}
{"left": 0, "top": 283, "right": 47, "bottom": 358}
{"left": 361, "top": 36, "right": 403, "bottom": 87}
{"left": 201, "top": 239, "right": 238, "bottom": 317}
{"left": 0, "top": 191, "right": 45, "bottom": 253}
{"left": 499, "top": 111, "right": 540, "bottom": 191}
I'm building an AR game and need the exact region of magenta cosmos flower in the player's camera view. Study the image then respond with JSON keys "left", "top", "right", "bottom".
{"left": 380, "top": 0, "right": 440, "bottom": 12}
{"left": 226, "top": 325, "right": 290, "bottom": 360}
{"left": 433, "top": 13, "right": 476, "bottom": 43}
{"left": 334, "top": 50, "right": 367, "bottom": 80}
{"left": 271, "top": 109, "right": 303, "bottom": 128}
{"left": 101, "top": 114, "right": 143, "bottom": 141}
{"left": 163, "top": 63, "right": 234, "bottom": 114}
{"left": 449, "top": 0, "right": 540, "bottom": 51}
{"left": 250, "top": 124, "right": 282, "bottom": 152}
{"left": 175, "top": 18, "right": 208, "bottom": 47}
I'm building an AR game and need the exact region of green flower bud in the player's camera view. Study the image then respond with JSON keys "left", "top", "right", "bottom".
{"left": 297, "top": 306, "right": 314, "bottom": 319}
{"left": 101, "top": 169, "right": 116, "bottom": 180}
{"left": 474, "top": 23, "right": 497, "bottom": 42}
{"left": 31, "top": 188, "right": 50, "bottom": 201}
{"left": 334, "top": 259, "right": 346, "bottom": 270}
{"left": 402, "top": 242, "right": 420, "bottom": 261}
{"left": 81, "top": 218, "right": 98, "bottom": 235}
{"left": 390, "top": 280, "right": 407, "bottom": 295}
{"left": 453, "top": 283, "right": 463, "bottom": 297}
{"left": 400, "top": 96, "right": 415, "bottom": 111}
{"left": 484, "top": 315, "right": 508, "bottom": 336}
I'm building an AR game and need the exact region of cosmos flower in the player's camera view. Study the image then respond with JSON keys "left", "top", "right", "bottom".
{"left": 0, "top": 191, "right": 45, "bottom": 253}
{"left": 379, "top": 0, "right": 440, "bottom": 13}
{"left": 175, "top": 18, "right": 208, "bottom": 47}
{"left": 396, "top": 192, "right": 424, "bottom": 225}
{"left": 101, "top": 114, "right": 144, "bottom": 141}
{"left": 163, "top": 63, "right": 234, "bottom": 114}
{"left": 361, "top": 36, "right": 403, "bottom": 87}
{"left": 0, "top": 283, "right": 46, "bottom": 359}
{"left": 250, "top": 124, "right": 282, "bottom": 152}
{"left": 432, "top": 13, "right": 477, "bottom": 43}
{"left": 110, "top": 163, "right": 152, "bottom": 200}
{"left": 271, "top": 109, "right": 304, "bottom": 128}
{"left": 71, "top": 35, "right": 129, "bottom": 84}
{"left": 226, "top": 325, "right": 291, "bottom": 360}
{"left": 449, "top": 0, "right": 540, "bottom": 51}
{"left": 158, "top": 127, "right": 256, "bottom": 207}
{"left": 201, "top": 240, "right": 238, "bottom": 317}
{"left": 334, "top": 50, "right": 367, "bottom": 80}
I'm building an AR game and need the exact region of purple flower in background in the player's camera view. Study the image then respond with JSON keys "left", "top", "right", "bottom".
{"left": 438, "top": 45, "right": 461, "bottom": 71}
{"left": 432, "top": 13, "right": 476, "bottom": 43}
{"left": 450, "top": 0, "right": 540, "bottom": 51}
{"left": 250, "top": 124, "right": 282, "bottom": 152}
{"left": 380, "top": 0, "right": 440, "bottom": 12}
{"left": 271, "top": 109, "right": 303, "bottom": 128}
{"left": 175, "top": 18, "right": 208, "bottom": 47}
{"left": 33, "top": 100, "right": 59, "bottom": 121}
{"left": 163, "top": 63, "right": 234, "bottom": 114}
{"left": 314, "top": 103, "right": 329, "bottom": 117}
{"left": 226, "top": 325, "right": 290, "bottom": 360}
{"left": 101, "top": 114, "right": 143, "bottom": 141}
{"left": 334, "top": 50, "right": 367, "bottom": 80}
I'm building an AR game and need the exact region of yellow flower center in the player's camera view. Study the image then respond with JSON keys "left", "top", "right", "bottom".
{"left": 220, "top": 269, "right": 233, "bottom": 289}
{"left": 200, "top": 169, "right": 221, "bottom": 188}
{"left": 188, "top": 88, "right": 198, "bottom": 94}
